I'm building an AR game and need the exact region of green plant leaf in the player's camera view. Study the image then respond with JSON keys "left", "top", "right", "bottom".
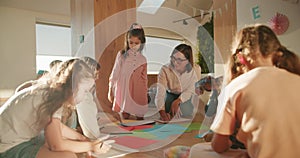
{"left": 197, "top": 16, "right": 214, "bottom": 73}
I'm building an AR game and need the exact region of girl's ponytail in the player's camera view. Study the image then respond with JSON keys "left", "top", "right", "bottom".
{"left": 273, "top": 46, "right": 300, "bottom": 75}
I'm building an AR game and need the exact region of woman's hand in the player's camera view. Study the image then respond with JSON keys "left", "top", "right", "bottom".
{"left": 159, "top": 110, "right": 171, "bottom": 121}
{"left": 170, "top": 99, "right": 182, "bottom": 118}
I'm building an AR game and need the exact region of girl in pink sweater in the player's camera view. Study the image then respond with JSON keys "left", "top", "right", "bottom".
{"left": 108, "top": 23, "right": 148, "bottom": 120}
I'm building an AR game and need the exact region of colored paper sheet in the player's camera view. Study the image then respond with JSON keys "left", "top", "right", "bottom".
{"left": 181, "top": 122, "right": 201, "bottom": 132}
{"left": 131, "top": 131, "right": 157, "bottom": 139}
{"left": 112, "top": 136, "right": 158, "bottom": 149}
{"left": 121, "top": 125, "right": 154, "bottom": 131}
{"left": 120, "top": 120, "right": 155, "bottom": 127}
{"left": 149, "top": 130, "right": 182, "bottom": 140}
{"left": 141, "top": 124, "right": 187, "bottom": 139}
{"left": 155, "top": 118, "right": 191, "bottom": 124}
{"left": 100, "top": 125, "right": 133, "bottom": 135}
{"left": 195, "top": 130, "right": 213, "bottom": 138}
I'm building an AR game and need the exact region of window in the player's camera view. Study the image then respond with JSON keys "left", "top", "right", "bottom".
{"left": 144, "top": 37, "right": 182, "bottom": 74}
{"left": 35, "top": 23, "right": 72, "bottom": 72}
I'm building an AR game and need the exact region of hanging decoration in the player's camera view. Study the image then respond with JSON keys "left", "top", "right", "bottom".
{"left": 173, "top": 13, "right": 209, "bottom": 24}
{"left": 180, "top": 0, "right": 225, "bottom": 18}
{"left": 269, "top": 12, "right": 289, "bottom": 35}
{"left": 172, "top": 0, "right": 233, "bottom": 25}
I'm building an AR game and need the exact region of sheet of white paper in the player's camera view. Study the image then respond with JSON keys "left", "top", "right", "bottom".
{"left": 155, "top": 117, "right": 191, "bottom": 124}
{"left": 120, "top": 120, "right": 155, "bottom": 127}
{"left": 100, "top": 125, "right": 133, "bottom": 134}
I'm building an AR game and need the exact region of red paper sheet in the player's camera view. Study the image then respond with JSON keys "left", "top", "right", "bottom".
{"left": 121, "top": 125, "right": 154, "bottom": 131}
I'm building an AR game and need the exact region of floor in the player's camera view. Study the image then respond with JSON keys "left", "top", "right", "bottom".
{"left": 120, "top": 117, "right": 206, "bottom": 158}
{"left": 94, "top": 95, "right": 208, "bottom": 158}
{"left": 1, "top": 90, "right": 211, "bottom": 158}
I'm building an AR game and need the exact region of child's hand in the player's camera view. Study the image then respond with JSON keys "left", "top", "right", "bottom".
{"left": 92, "top": 135, "right": 115, "bottom": 154}
{"left": 78, "top": 134, "right": 89, "bottom": 141}
{"left": 91, "top": 140, "right": 111, "bottom": 155}
{"left": 112, "top": 112, "right": 122, "bottom": 122}
{"left": 108, "top": 88, "right": 114, "bottom": 103}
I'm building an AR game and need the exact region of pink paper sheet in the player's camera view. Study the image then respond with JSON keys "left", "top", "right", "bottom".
{"left": 112, "top": 136, "right": 158, "bottom": 149}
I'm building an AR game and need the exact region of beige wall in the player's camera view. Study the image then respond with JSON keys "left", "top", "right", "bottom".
{"left": 237, "top": 0, "right": 300, "bottom": 55}
{"left": 214, "top": 0, "right": 300, "bottom": 78}
{"left": 0, "top": 6, "right": 70, "bottom": 93}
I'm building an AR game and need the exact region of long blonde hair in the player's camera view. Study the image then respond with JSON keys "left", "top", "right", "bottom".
{"left": 33, "top": 59, "right": 94, "bottom": 128}
{"left": 225, "top": 24, "right": 300, "bottom": 84}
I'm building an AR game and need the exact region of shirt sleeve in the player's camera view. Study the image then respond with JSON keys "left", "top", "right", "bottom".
{"left": 210, "top": 88, "right": 238, "bottom": 135}
{"left": 155, "top": 66, "right": 168, "bottom": 111}
{"left": 179, "top": 70, "right": 198, "bottom": 103}
{"left": 193, "top": 64, "right": 202, "bottom": 80}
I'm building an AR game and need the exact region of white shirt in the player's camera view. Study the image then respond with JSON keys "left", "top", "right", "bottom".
{"left": 155, "top": 64, "right": 198, "bottom": 110}
{"left": 211, "top": 67, "right": 300, "bottom": 158}
{"left": 0, "top": 87, "right": 62, "bottom": 152}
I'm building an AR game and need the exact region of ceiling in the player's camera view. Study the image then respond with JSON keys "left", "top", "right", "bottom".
{"left": 153, "top": 0, "right": 213, "bottom": 21}
{"left": 0, "top": 0, "right": 213, "bottom": 39}
{"left": 0, "top": 0, "right": 213, "bottom": 20}
{"left": 136, "top": 0, "right": 213, "bottom": 39}
{"left": 0, "top": 0, "right": 71, "bottom": 16}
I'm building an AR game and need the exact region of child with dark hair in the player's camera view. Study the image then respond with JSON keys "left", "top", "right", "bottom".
{"left": 108, "top": 23, "right": 148, "bottom": 120}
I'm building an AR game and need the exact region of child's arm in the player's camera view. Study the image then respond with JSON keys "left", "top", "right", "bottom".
{"left": 211, "top": 133, "right": 232, "bottom": 153}
{"left": 44, "top": 118, "right": 109, "bottom": 154}
{"left": 60, "top": 120, "right": 87, "bottom": 141}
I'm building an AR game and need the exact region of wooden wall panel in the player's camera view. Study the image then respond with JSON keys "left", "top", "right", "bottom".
{"left": 147, "top": 74, "right": 158, "bottom": 88}
{"left": 213, "top": 0, "right": 237, "bottom": 64}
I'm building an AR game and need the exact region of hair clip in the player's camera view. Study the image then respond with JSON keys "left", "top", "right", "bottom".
{"left": 131, "top": 23, "right": 143, "bottom": 30}
{"left": 236, "top": 53, "right": 247, "bottom": 65}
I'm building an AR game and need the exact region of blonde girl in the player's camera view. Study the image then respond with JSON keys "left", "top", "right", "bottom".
{"left": 0, "top": 59, "right": 113, "bottom": 158}
{"left": 189, "top": 24, "right": 300, "bottom": 158}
